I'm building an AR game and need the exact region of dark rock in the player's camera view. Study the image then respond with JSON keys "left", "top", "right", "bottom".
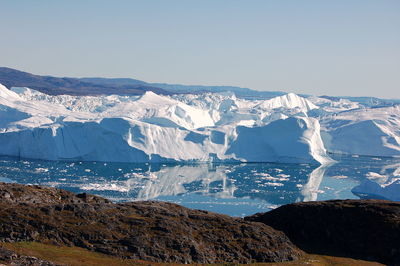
{"left": 245, "top": 199, "right": 400, "bottom": 265}
{"left": 0, "top": 182, "right": 302, "bottom": 264}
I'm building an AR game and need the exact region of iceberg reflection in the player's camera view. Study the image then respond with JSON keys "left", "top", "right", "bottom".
{"left": 301, "top": 163, "right": 335, "bottom": 201}
{"left": 2, "top": 154, "right": 397, "bottom": 216}
{"left": 109, "top": 162, "right": 323, "bottom": 207}
{"left": 125, "top": 164, "right": 236, "bottom": 200}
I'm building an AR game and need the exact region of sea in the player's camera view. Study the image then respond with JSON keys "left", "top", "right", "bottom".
{"left": 0, "top": 154, "right": 399, "bottom": 217}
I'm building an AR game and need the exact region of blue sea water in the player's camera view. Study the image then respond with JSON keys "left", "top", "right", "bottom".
{"left": 0, "top": 154, "right": 399, "bottom": 217}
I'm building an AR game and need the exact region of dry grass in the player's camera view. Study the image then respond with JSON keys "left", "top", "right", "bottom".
{"left": 257, "top": 254, "right": 384, "bottom": 266}
{"left": 1, "top": 242, "right": 384, "bottom": 266}
{"left": 1, "top": 242, "right": 145, "bottom": 266}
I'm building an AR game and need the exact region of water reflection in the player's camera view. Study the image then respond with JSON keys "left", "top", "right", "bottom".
{"left": 125, "top": 164, "right": 236, "bottom": 200}
{"left": 0, "top": 155, "right": 399, "bottom": 216}
{"left": 301, "top": 163, "right": 334, "bottom": 202}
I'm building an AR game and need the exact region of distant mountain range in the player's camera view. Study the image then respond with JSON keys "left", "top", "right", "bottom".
{"left": 0, "top": 67, "right": 399, "bottom": 104}
{"left": 0, "top": 67, "right": 285, "bottom": 99}
{"left": 83, "top": 77, "right": 288, "bottom": 98}
{"left": 0, "top": 67, "right": 167, "bottom": 96}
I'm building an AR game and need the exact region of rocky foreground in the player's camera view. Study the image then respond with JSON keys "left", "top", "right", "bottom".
{"left": 0, "top": 182, "right": 399, "bottom": 265}
{"left": 246, "top": 199, "right": 400, "bottom": 265}
{"left": 0, "top": 182, "right": 301, "bottom": 264}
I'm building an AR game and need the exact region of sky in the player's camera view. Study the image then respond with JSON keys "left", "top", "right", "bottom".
{"left": 0, "top": 0, "right": 399, "bottom": 98}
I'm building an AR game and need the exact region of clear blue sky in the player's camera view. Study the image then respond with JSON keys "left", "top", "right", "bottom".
{"left": 1, "top": 0, "right": 399, "bottom": 98}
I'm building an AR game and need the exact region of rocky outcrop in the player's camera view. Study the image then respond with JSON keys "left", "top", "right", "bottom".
{"left": 0, "top": 182, "right": 301, "bottom": 264}
{"left": 245, "top": 199, "right": 400, "bottom": 265}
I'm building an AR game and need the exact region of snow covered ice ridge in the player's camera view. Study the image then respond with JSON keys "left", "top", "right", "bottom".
{"left": 0, "top": 83, "right": 399, "bottom": 164}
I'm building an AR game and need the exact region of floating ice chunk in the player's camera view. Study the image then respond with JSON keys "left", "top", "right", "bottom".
{"left": 265, "top": 182, "right": 284, "bottom": 187}
{"left": 366, "top": 172, "right": 387, "bottom": 180}
{"left": 35, "top": 168, "right": 49, "bottom": 173}
{"left": 80, "top": 183, "right": 130, "bottom": 192}
{"left": 331, "top": 175, "right": 348, "bottom": 179}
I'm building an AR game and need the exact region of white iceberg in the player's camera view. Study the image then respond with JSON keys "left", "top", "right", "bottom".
{"left": 352, "top": 164, "right": 400, "bottom": 201}
{"left": 1, "top": 82, "right": 399, "bottom": 163}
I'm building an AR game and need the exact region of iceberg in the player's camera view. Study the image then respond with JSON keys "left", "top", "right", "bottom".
{"left": 308, "top": 95, "right": 400, "bottom": 157}
{"left": 0, "top": 83, "right": 333, "bottom": 164}
{"left": 352, "top": 179, "right": 400, "bottom": 201}
{"left": 1, "top": 82, "right": 399, "bottom": 163}
{"left": 352, "top": 163, "right": 400, "bottom": 201}
{"left": 319, "top": 107, "right": 400, "bottom": 157}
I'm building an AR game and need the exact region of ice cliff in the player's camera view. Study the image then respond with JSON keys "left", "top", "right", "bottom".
{"left": 0, "top": 83, "right": 399, "bottom": 163}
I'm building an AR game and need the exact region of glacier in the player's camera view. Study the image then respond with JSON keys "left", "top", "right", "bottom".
{"left": 0, "top": 83, "right": 399, "bottom": 164}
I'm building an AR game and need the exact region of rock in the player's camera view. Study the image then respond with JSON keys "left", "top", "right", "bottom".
{"left": 0, "top": 182, "right": 302, "bottom": 264}
{"left": 245, "top": 199, "right": 400, "bottom": 265}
